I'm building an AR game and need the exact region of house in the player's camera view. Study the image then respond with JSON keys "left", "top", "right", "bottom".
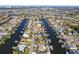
{"left": 38, "top": 44, "right": 46, "bottom": 52}
{"left": 66, "top": 44, "right": 77, "bottom": 50}
{"left": 23, "top": 33, "right": 29, "bottom": 38}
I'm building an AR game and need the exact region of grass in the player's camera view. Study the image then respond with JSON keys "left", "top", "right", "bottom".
{"left": 68, "top": 34, "right": 79, "bottom": 39}
{"left": 0, "top": 35, "right": 10, "bottom": 45}
{"left": 24, "top": 48, "right": 30, "bottom": 54}
{"left": 26, "top": 39, "right": 31, "bottom": 46}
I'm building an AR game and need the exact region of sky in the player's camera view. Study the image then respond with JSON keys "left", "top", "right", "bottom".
{"left": 0, "top": 0, "right": 79, "bottom": 6}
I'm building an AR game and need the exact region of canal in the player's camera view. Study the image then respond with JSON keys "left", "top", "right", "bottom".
{"left": 0, "top": 19, "right": 28, "bottom": 54}
{"left": 42, "top": 19, "right": 66, "bottom": 54}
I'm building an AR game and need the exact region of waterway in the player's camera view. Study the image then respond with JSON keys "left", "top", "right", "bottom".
{"left": 0, "top": 19, "right": 28, "bottom": 54}
{"left": 42, "top": 19, "right": 66, "bottom": 54}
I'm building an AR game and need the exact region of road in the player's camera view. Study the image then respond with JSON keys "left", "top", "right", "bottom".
{"left": 29, "top": 21, "right": 36, "bottom": 54}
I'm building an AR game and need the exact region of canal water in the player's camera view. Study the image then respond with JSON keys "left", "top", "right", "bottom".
{"left": 0, "top": 19, "right": 28, "bottom": 54}
{"left": 42, "top": 19, "right": 66, "bottom": 54}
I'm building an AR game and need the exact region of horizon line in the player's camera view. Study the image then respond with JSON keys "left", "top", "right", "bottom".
{"left": 0, "top": 5, "right": 79, "bottom": 6}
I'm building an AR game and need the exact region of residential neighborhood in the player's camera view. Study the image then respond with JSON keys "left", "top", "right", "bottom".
{"left": 0, "top": 6, "right": 79, "bottom": 54}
